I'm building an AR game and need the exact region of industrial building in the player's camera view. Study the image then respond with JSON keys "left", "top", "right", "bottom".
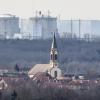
{"left": 0, "top": 13, "right": 100, "bottom": 40}
{"left": 0, "top": 14, "right": 20, "bottom": 39}
{"left": 57, "top": 20, "right": 100, "bottom": 40}
{"left": 20, "top": 14, "right": 58, "bottom": 39}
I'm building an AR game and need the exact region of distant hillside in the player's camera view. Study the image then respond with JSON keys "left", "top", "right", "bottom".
{"left": 0, "top": 39, "right": 100, "bottom": 74}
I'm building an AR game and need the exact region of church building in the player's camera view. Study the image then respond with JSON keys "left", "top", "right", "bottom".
{"left": 28, "top": 34, "right": 62, "bottom": 79}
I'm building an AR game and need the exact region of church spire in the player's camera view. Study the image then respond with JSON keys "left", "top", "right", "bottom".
{"left": 50, "top": 33, "right": 58, "bottom": 67}
{"left": 51, "top": 33, "right": 57, "bottom": 49}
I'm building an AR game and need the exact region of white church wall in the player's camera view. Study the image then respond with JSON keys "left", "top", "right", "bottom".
{"left": 50, "top": 67, "right": 62, "bottom": 79}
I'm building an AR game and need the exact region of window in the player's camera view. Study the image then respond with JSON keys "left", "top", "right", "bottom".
{"left": 54, "top": 71, "right": 57, "bottom": 78}
{"left": 55, "top": 54, "right": 57, "bottom": 60}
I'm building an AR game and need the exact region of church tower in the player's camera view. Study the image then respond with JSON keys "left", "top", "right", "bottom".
{"left": 28, "top": 33, "right": 62, "bottom": 79}
{"left": 50, "top": 33, "right": 58, "bottom": 67}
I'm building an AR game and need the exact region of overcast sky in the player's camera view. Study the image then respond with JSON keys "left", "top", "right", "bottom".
{"left": 0, "top": 0, "right": 100, "bottom": 19}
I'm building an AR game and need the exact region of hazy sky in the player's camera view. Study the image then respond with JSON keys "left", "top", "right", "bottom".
{"left": 0, "top": 0, "right": 100, "bottom": 19}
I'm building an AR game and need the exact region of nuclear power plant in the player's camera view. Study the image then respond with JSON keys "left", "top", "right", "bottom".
{"left": 0, "top": 14, "right": 20, "bottom": 39}
{"left": 0, "top": 13, "right": 100, "bottom": 40}
{"left": 20, "top": 13, "right": 57, "bottom": 39}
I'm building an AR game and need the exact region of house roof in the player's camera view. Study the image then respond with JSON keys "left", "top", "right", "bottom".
{"left": 28, "top": 64, "right": 53, "bottom": 75}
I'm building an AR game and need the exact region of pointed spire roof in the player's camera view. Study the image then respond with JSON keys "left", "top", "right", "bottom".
{"left": 51, "top": 33, "right": 57, "bottom": 49}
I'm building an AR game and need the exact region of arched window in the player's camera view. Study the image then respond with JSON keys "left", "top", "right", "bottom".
{"left": 55, "top": 54, "right": 57, "bottom": 60}
{"left": 54, "top": 71, "right": 57, "bottom": 78}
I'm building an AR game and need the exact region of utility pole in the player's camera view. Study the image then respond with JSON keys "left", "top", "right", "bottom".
{"left": 71, "top": 19, "right": 73, "bottom": 39}
{"left": 79, "top": 19, "right": 81, "bottom": 39}
{"left": 4, "top": 19, "right": 7, "bottom": 39}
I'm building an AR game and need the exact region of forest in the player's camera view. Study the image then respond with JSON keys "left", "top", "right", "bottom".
{"left": 0, "top": 38, "right": 100, "bottom": 74}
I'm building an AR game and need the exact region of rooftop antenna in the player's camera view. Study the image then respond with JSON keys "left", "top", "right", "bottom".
{"left": 35, "top": 10, "right": 38, "bottom": 17}
{"left": 48, "top": 10, "right": 50, "bottom": 17}
{"left": 39, "top": 11, "right": 42, "bottom": 16}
